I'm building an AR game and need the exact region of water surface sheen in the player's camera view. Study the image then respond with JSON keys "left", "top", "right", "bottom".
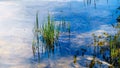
{"left": 0, "top": 0, "right": 120, "bottom": 68}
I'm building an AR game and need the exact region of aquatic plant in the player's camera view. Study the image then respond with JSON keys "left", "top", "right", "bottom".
{"left": 92, "top": 22, "right": 120, "bottom": 67}
{"left": 40, "top": 14, "right": 60, "bottom": 55}
{"left": 73, "top": 55, "right": 77, "bottom": 64}
{"left": 32, "top": 12, "right": 71, "bottom": 60}
{"left": 32, "top": 12, "right": 41, "bottom": 62}
{"left": 89, "top": 57, "right": 95, "bottom": 68}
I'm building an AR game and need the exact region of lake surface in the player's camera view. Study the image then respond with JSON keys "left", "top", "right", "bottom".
{"left": 0, "top": 0, "right": 120, "bottom": 68}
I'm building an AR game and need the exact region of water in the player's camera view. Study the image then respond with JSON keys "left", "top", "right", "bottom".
{"left": 0, "top": 0, "right": 120, "bottom": 68}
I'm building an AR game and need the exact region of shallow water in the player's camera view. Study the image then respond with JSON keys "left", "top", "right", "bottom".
{"left": 0, "top": 0, "right": 120, "bottom": 68}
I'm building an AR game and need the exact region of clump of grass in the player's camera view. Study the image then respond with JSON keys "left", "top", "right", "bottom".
{"left": 73, "top": 55, "right": 77, "bottom": 64}
{"left": 32, "top": 12, "right": 71, "bottom": 60}
{"left": 92, "top": 22, "right": 120, "bottom": 67}
{"left": 40, "top": 14, "right": 60, "bottom": 55}
{"left": 89, "top": 57, "right": 95, "bottom": 68}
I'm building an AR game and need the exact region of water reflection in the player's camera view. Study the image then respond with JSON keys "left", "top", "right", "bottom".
{"left": 0, "top": 0, "right": 120, "bottom": 68}
{"left": 54, "top": 0, "right": 120, "bottom": 33}
{"left": 83, "top": 0, "right": 97, "bottom": 8}
{"left": 31, "top": 0, "right": 120, "bottom": 67}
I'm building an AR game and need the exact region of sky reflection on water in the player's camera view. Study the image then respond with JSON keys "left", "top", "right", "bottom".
{"left": 0, "top": 0, "right": 120, "bottom": 68}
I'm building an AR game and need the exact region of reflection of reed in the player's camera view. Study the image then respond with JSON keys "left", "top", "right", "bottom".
{"left": 107, "top": 0, "right": 108, "bottom": 4}
{"left": 84, "top": 0, "right": 91, "bottom": 7}
{"left": 83, "top": 0, "right": 96, "bottom": 8}
{"left": 32, "top": 12, "right": 41, "bottom": 62}
{"left": 94, "top": 0, "right": 96, "bottom": 9}
{"left": 83, "top": 0, "right": 110, "bottom": 9}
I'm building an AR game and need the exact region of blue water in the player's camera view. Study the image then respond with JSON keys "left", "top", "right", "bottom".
{"left": 0, "top": 0, "right": 120, "bottom": 68}
{"left": 53, "top": 0, "right": 120, "bottom": 33}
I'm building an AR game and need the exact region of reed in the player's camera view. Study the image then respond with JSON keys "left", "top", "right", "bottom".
{"left": 32, "top": 12, "right": 71, "bottom": 60}
{"left": 40, "top": 14, "right": 60, "bottom": 56}
{"left": 92, "top": 22, "right": 120, "bottom": 67}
